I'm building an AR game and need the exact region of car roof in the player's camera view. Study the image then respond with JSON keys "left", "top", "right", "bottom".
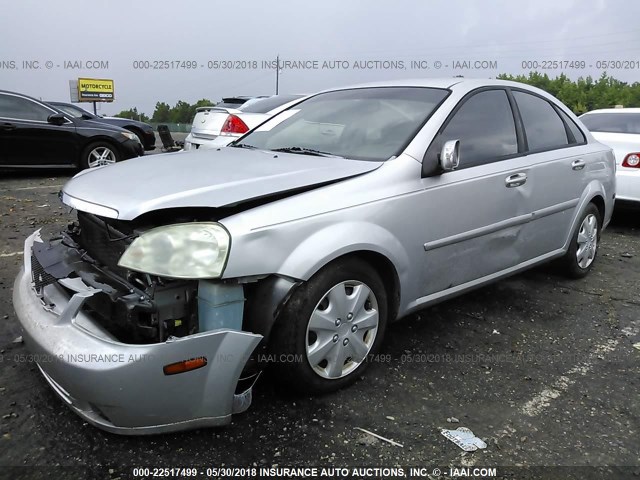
{"left": 317, "top": 78, "right": 555, "bottom": 97}
{"left": 0, "top": 89, "right": 53, "bottom": 104}
{"left": 582, "top": 108, "right": 640, "bottom": 115}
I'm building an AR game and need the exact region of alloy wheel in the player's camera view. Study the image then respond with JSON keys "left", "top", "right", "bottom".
{"left": 576, "top": 213, "right": 598, "bottom": 269}
{"left": 87, "top": 146, "right": 117, "bottom": 167}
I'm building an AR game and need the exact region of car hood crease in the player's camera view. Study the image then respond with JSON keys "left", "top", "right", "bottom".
{"left": 62, "top": 147, "right": 383, "bottom": 220}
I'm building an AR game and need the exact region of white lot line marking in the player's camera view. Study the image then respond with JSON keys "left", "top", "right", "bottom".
{"left": 0, "top": 184, "right": 64, "bottom": 192}
{"left": 456, "top": 337, "right": 620, "bottom": 467}
{"left": 0, "top": 251, "right": 23, "bottom": 258}
{"left": 520, "top": 338, "right": 619, "bottom": 417}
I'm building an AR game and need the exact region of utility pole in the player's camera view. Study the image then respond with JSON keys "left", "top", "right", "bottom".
{"left": 275, "top": 54, "right": 280, "bottom": 95}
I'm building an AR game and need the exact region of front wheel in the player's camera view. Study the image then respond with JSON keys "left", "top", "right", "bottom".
{"left": 558, "top": 203, "right": 602, "bottom": 278}
{"left": 269, "top": 259, "right": 388, "bottom": 394}
{"left": 81, "top": 142, "right": 120, "bottom": 169}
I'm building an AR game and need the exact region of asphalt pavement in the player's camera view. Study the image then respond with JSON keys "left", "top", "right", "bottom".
{"left": 0, "top": 167, "right": 638, "bottom": 479}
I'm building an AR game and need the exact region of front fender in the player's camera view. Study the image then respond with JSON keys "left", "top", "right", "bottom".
{"left": 277, "top": 221, "right": 410, "bottom": 283}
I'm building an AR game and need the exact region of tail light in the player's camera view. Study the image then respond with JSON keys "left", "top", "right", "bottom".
{"left": 220, "top": 115, "right": 249, "bottom": 135}
{"left": 622, "top": 153, "right": 640, "bottom": 168}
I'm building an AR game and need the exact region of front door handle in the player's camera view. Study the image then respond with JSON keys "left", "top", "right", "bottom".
{"left": 505, "top": 172, "right": 527, "bottom": 188}
{"left": 0, "top": 122, "right": 16, "bottom": 131}
{"left": 572, "top": 159, "right": 586, "bottom": 170}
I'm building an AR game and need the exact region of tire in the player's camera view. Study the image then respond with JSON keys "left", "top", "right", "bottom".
{"left": 269, "top": 258, "right": 388, "bottom": 394}
{"left": 558, "top": 203, "right": 602, "bottom": 279}
{"left": 81, "top": 141, "right": 120, "bottom": 169}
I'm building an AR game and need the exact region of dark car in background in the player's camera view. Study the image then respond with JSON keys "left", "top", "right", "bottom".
{"left": 47, "top": 101, "right": 156, "bottom": 151}
{"left": 0, "top": 90, "right": 143, "bottom": 169}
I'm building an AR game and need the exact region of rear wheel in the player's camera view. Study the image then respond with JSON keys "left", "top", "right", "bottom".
{"left": 81, "top": 142, "right": 120, "bottom": 169}
{"left": 558, "top": 203, "right": 602, "bottom": 278}
{"left": 270, "top": 259, "right": 388, "bottom": 394}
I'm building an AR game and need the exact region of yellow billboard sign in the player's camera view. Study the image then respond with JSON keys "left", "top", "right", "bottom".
{"left": 77, "top": 78, "right": 114, "bottom": 102}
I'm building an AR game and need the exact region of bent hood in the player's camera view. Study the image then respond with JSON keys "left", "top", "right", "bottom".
{"left": 62, "top": 147, "right": 383, "bottom": 220}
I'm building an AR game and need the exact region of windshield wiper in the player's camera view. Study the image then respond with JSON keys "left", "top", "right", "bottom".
{"left": 230, "top": 143, "right": 257, "bottom": 149}
{"left": 271, "top": 147, "right": 343, "bottom": 158}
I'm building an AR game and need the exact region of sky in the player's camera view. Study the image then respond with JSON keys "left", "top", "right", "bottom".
{"left": 1, "top": 0, "right": 639, "bottom": 116}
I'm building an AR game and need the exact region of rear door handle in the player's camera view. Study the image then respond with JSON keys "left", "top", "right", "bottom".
{"left": 0, "top": 122, "right": 16, "bottom": 131}
{"left": 505, "top": 172, "right": 527, "bottom": 188}
{"left": 572, "top": 159, "right": 586, "bottom": 170}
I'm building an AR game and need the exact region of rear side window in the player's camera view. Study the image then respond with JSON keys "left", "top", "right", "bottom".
{"left": 580, "top": 112, "right": 640, "bottom": 134}
{"left": 0, "top": 94, "right": 52, "bottom": 122}
{"left": 513, "top": 91, "right": 568, "bottom": 151}
{"left": 557, "top": 109, "right": 586, "bottom": 144}
{"left": 437, "top": 89, "right": 518, "bottom": 168}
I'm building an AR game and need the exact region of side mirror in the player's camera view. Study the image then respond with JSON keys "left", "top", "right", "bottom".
{"left": 47, "top": 113, "right": 67, "bottom": 126}
{"left": 440, "top": 139, "right": 460, "bottom": 171}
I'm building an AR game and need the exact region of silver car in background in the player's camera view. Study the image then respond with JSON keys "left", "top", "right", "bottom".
{"left": 13, "top": 79, "right": 615, "bottom": 434}
{"left": 183, "top": 94, "right": 304, "bottom": 150}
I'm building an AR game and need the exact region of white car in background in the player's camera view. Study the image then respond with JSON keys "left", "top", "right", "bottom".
{"left": 580, "top": 108, "right": 640, "bottom": 206}
{"left": 184, "top": 94, "right": 305, "bottom": 151}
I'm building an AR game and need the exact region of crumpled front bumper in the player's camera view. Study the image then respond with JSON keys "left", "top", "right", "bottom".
{"left": 12, "top": 231, "right": 262, "bottom": 435}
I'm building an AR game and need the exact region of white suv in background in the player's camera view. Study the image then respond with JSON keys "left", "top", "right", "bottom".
{"left": 184, "top": 94, "right": 304, "bottom": 151}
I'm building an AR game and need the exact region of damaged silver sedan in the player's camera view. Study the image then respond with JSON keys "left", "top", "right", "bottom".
{"left": 13, "top": 79, "right": 615, "bottom": 434}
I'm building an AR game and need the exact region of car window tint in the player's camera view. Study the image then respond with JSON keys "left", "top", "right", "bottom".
{"left": 513, "top": 91, "right": 568, "bottom": 150}
{"left": 0, "top": 94, "right": 51, "bottom": 122}
{"left": 580, "top": 112, "right": 640, "bottom": 134}
{"left": 216, "top": 100, "right": 251, "bottom": 109}
{"left": 440, "top": 89, "right": 517, "bottom": 167}
{"left": 557, "top": 109, "right": 586, "bottom": 144}
{"left": 239, "top": 95, "right": 304, "bottom": 113}
{"left": 53, "top": 104, "right": 89, "bottom": 118}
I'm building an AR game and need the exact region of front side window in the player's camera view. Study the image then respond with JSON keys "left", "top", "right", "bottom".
{"left": 513, "top": 91, "right": 568, "bottom": 151}
{"left": 53, "top": 104, "right": 91, "bottom": 118}
{"left": 0, "top": 94, "right": 52, "bottom": 122}
{"left": 437, "top": 89, "right": 518, "bottom": 168}
{"left": 235, "top": 87, "right": 449, "bottom": 161}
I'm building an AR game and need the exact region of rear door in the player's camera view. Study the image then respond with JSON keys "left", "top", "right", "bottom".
{"left": 0, "top": 93, "right": 77, "bottom": 166}
{"left": 509, "top": 89, "right": 589, "bottom": 259}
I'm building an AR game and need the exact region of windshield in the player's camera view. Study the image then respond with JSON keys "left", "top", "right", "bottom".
{"left": 233, "top": 87, "right": 449, "bottom": 161}
{"left": 581, "top": 112, "right": 640, "bottom": 134}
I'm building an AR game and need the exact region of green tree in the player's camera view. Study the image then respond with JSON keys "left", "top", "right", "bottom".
{"left": 498, "top": 72, "right": 640, "bottom": 114}
{"left": 114, "top": 107, "right": 149, "bottom": 122}
{"left": 151, "top": 102, "right": 171, "bottom": 123}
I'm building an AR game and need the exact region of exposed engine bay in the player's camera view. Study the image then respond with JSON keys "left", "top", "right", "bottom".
{"left": 33, "top": 210, "right": 246, "bottom": 344}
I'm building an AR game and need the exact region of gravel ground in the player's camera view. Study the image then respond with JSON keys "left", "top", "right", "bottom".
{"left": 0, "top": 169, "right": 638, "bottom": 479}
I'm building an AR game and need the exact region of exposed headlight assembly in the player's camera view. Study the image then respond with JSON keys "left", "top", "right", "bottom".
{"left": 118, "top": 223, "right": 230, "bottom": 279}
